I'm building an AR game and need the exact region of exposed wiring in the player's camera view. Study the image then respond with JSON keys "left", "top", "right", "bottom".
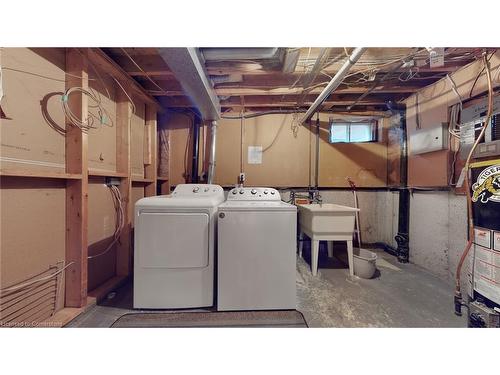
{"left": 0, "top": 262, "right": 74, "bottom": 294}
{"left": 468, "top": 51, "right": 495, "bottom": 98}
{"left": 120, "top": 48, "right": 168, "bottom": 95}
{"left": 88, "top": 185, "right": 124, "bottom": 260}
{"left": 455, "top": 54, "right": 494, "bottom": 310}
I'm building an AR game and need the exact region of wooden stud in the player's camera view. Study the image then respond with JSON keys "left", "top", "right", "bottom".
{"left": 144, "top": 106, "right": 157, "bottom": 197}
{"left": 115, "top": 88, "right": 133, "bottom": 277}
{"left": 64, "top": 49, "right": 89, "bottom": 308}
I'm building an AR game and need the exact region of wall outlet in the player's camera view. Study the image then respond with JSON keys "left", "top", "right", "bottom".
{"left": 238, "top": 172, "right": 246, "bottom": 184}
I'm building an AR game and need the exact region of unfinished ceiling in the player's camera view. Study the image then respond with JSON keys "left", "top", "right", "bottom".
{"left": 102, "top": 47, "right": 485, "bottom": 114}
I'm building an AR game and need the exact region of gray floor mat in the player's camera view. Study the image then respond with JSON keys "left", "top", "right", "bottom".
{"left": 111, "top": 310, "right": 308, "bottom": 328}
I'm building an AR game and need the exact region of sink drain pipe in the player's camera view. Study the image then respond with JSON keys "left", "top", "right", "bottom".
{"left": 191, "top": 115, "right": 200, "bottom": 183}
{"left": 207, "top": 120, "right": 218, "bottom": 184}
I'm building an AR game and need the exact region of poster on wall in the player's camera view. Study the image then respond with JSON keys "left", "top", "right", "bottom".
{"left": 248, "top": 146, "right": 263, "bottom": 164}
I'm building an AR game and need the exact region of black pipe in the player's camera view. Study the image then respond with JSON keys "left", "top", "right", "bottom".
{"left": 191, "top": 115, "right": 200, "bottom": 183}
{"left": 395, "top": 109, "right": 410, "bottom": 263}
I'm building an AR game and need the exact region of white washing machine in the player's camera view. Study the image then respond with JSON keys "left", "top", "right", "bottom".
{"left": 217, "top": 187, "right": 297, "bottom": 311}
{"left": 133, "top": 184, "right": 224, "bottom": 309}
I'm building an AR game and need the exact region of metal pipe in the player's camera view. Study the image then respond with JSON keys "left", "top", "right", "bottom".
{"left": 314, "top": 114, "right": 320, "bottom": 188}
{"left": 191, "top": 116, "right": 200, "bottom": 183}
{"left": 207, "top": 120, "right": 218, "bottom": 184}
{"left": 300, "top": 47, "right": 367, "bottom": 124}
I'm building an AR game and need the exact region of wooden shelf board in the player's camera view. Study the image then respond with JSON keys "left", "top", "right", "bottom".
{"left": 157, "top": 176, "right": 169, "bottom": 181}
{"left": 0, "top": 169, "right": 82, "bottom": 180}
{"left": 132, "top": 177, "right": 155, "bottom": 183}
{"left": 88, "top": 169, "right": 128, "bottom": 178}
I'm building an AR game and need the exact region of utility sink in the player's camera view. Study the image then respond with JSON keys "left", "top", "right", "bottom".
{"left": 297, "top": 203, "right": 360, "bottom": 277}
{"left": 297, "top": 203, "right": 359, "bottom": 238}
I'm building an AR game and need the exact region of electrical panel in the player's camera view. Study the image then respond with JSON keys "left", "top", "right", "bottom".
{"left": 410, "top": 122, "right": 448, "bottom": 155}
{"left": 459, "top": 93, "right": 500, "bottom": 159}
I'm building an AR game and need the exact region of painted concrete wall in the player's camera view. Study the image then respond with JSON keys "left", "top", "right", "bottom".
{"left": 409, "top": 191, "right": 468, "bottom": 285}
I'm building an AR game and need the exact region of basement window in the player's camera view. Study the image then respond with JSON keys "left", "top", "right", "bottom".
{"left": 329, "top": 120, "right": 377, "bottom": 143}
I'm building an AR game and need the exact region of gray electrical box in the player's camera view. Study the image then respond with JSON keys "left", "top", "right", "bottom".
{"left": 410, "top": 122, "right": 448, "bottom": 155}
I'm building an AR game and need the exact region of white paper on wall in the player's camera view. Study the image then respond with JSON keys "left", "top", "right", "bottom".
{"left": 248, "top": 146, "right": 262, "bottom": 164}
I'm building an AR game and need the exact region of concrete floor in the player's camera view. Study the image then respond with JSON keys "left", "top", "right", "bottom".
{"left": 297, "top": 242, "right": 466, "bottom": 327}
{"left": 68, "top": 244, "right": 466, "bottom": 328}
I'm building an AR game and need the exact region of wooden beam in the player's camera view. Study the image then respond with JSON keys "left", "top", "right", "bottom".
{"left": 64, "top": 49, "right": 89, "bottom": 308}
{"left": 144, "top": 106, "right": 157, "bottom": 197}
{"left": 115, "top": 90, "right": 132, "bottom": 277}
{"left": 158, "top": 93, "right": 391, "bottom": 108}
{"left": 149, "top": 85, "right": 421, "bottom": 97}
{"left": 86, "top": 48, "right": 161, "bottom": 110}
{"left": 127, "top": 71, "right": 175, "bottom": 77}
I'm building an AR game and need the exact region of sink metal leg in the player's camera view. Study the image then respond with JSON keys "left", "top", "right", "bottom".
{"left": 311, "top": 240, "right": 319, "bottom": 276}
{"left": 298, "top": 231, "right": 304, "bottom": 258}
{"left": 327, "top": 241, "right": 333, "bottom": 258}
{"left": 347, "top": 240, "right": 354, "bottom": 276}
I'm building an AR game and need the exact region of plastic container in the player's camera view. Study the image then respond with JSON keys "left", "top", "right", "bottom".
{"left": 353, "top": 248, "right": 377, "bottom": 279}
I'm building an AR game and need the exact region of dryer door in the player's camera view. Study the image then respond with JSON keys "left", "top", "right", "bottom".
{"left": 137, "top": 212, "right": 209, "bottom": 268}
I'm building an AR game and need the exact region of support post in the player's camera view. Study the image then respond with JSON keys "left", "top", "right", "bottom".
{"left": 64, "top": 49, "right": 89, "bottom": 307}
{"left": 144, "top": 106, "right": 157, "bottom": 197}
{"left": 115, "top": 88, "right": 132, "bottom": 276}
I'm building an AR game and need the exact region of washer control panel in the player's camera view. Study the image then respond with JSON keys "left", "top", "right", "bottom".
{"left": 172, "top": 184, "right": 224, "bottom": 197}
{"left": 227, "top": 187, "right": 281, "bottom": 201}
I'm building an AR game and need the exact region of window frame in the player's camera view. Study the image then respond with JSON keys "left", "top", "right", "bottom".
{"left": 328, "top": 119, "right": 378, "bottom": 144}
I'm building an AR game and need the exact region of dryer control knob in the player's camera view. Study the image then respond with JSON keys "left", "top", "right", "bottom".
{"left": 251, "top": 189, "right": 257, "bottom": 195}
{"left": 271, "top": 190, "right": 275, "bottom": 195}
{"left": 239, "top": 189, "right": 244, "bottom": 194}
{"left": 192, "top": 187, "right": 199, "bottom": 193}
{"left": 232, "top": 190, "right": 237, "bottom": 195}
{"left": 263, "top": 190, "right": 268, "bottom": 194}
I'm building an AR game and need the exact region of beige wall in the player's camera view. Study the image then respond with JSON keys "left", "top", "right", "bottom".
{"left": 404, "top": 51, "right": 500, "bottom": 187}
{"left": 166, "top": 112, "right": 389, "bottom": 188}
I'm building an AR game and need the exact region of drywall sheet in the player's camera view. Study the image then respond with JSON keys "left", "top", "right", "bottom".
{"left": 171, "top": 111, "right": 389, "bottom": 188}
{"left": 87, "top": 74, "right": 117, "bottom": 173}
{"left": 404, "top": 51, "right": 500, "bottom": 187}
{"left": 131, "top": 101, "right": 145, "bottom": 178}
{"left": 241, "top": 114, "right": 310, "bottom": 187}
{"left": 213, "top": 117, "right": 241, "bottom": 186}
{"left": 0, "top": 178, "right": 66, "bottom": 314}
{"left": 317, "top": 112, "right": 388, "bottom": 187}
{"left": 1, "top": 48, "right": 66, "bottom": 173}
{"left": 87, "top": 178, "right": 117, "bottom": 291}
{"left": 165, "top": 112, "right": 193, "bottom": 186}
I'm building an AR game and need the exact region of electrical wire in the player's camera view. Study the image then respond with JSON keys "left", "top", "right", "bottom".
{"left": 455, "top": 54, "right": 494, "bottom": 304}
{"left": 468, "top": 51, "right": 495, "bottom": 98}
{"left": 88, "top": 185, "right": 124, "bottom": 260}
{"left": 120, "top": 48, "right": 168, "bottom": 95}
{"left": 0, "top": 262, "right": 74, "bottom": 294}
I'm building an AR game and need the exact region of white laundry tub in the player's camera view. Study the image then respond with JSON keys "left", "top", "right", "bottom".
{"left": 297, "top": 203, "right": 359, "bottom": 238}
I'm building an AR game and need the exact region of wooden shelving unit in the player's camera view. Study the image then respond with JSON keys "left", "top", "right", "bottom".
{"left": 0, "top": 48, "right": 164, "bottom": 324}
